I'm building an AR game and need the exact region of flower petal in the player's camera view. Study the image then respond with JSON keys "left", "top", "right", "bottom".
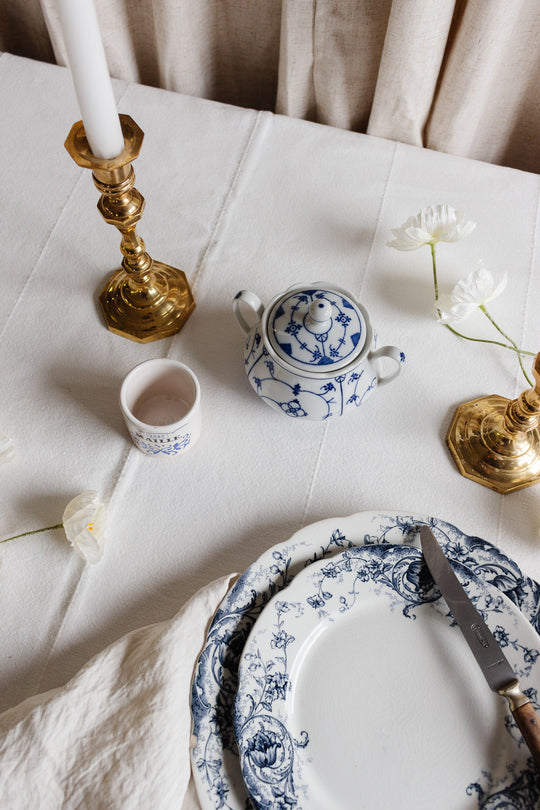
{"left": 0, "top": 435, "right": 15, "bottom": 464}
{"left": 388, "top": 204, "right": 476, "bottom": 251}
{"left": 486, "top": 271, "right": 508, "bottom": 303}
{"left": 438, "top": 301, "right": 477, "bottom": 324}
{"left": 71, "top": 524, "right": 105, "bottom": 564}
{"left": 450, "top": 262, "right": 507, "bottom": 308}
{"left": 62, "top": 491, "right": 106, "bottom": 564}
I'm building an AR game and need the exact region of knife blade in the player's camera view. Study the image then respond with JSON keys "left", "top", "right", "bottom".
{"left": 420, "top": 525, "right": 540, "bottom": 767}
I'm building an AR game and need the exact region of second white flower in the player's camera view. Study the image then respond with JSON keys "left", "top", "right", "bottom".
{"left": 438, "top": 262, "right": 508, "bottom": 324}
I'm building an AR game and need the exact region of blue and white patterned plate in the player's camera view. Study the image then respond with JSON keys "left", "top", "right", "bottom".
{"left": 190, "top": 513, "right": 540, "bottom": 809}
{"left": 234, "top": 544, "right": 540, "bottom": 810}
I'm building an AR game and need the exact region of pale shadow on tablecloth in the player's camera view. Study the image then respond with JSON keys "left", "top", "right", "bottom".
{"left": 46, "top": 365, "right": 127, "bottom": 436}
{"left": 34, "top": 513, "right": 302, "bottom": 697}
{"left": 181, "top": 303, "right": 251, "bottom": 395}
{"left": 372, "top": 270, "right": 433, "bottom": 318}
{"left": 13, "top": 491, "right": 71, "bottom": 530}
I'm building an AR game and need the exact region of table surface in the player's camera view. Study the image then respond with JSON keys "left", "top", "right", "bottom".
{"left": 1, "top": 51, "right": 539, "bottom": 715}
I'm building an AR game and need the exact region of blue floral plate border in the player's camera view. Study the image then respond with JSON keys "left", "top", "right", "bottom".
{"left": 190, "top": 512, "right": 540, "bottom": 810}
{"left": 234, "top": 543, "right": 540, "bottom": 809}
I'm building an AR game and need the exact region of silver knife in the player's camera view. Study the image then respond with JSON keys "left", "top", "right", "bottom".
{"left": 420, "top": 525, "right": 540, "bottom": 767}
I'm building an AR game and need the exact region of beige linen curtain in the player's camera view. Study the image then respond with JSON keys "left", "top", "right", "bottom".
{"left": 2, "top": 0, "right": 538, "bottom": 173}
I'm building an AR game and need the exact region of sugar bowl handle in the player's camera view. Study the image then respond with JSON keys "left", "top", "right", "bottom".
{"left": 233, "top": 290, "right": 265, "bottom": 334}
{"left": 369, "top": 345, "right": 404, "bottom": 386}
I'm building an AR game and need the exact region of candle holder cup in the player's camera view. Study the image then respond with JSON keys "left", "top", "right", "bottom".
{"left": 65, "top": 114, "right": 195, "bottom": 342}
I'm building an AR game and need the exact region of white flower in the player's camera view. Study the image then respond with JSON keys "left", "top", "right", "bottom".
{"left": 387, "top": 204, "right": 476, "bottom": 250}
{"left": 62, "top": 491, "right": 107, "bottom": 564}
{"left": 438, "top": 262, "right": 507, "bottom": 324}
{"left": 0, "top": 435, "right": 15, "bottom": 463}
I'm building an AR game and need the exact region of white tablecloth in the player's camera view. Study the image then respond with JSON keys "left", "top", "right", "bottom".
{"left": 0, "top": 51, "right": 539, "bottom": 808}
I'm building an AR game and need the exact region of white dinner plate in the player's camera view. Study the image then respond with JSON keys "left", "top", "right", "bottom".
{"left": 190, "top": 513, "right": 540, "bottom": 810}
{"left": 234, "top": 544, "right": 540, "bottom": 810}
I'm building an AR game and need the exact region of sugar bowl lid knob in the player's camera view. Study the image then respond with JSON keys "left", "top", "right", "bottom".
{"left": 307, "top": 299, "right": 332, "bottom": 325}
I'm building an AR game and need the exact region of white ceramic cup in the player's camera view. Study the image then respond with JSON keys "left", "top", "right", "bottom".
{"left": 120, "top": 358, "right": 201, "bottom": 456}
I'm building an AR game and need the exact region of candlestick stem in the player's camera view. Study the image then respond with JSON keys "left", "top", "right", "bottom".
{"left": 65, "top": 114, "right": 195, "bottom": 342}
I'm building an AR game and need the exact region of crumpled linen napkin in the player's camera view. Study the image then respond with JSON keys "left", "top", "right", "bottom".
{"left": 0, "top": 574, "right": 237, "bottom": 810}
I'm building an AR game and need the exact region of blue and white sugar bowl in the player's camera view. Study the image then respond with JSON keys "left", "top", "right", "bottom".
{"left": 233, "top": 282, "right": 405, "bottom": 420}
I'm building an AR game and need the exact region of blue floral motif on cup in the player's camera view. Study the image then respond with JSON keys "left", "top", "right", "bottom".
{"left": 131, "top": 431, "right": 191, "bottom": 455}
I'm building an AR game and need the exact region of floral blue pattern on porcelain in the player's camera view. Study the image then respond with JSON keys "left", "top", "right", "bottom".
{"left": 234, "top": 545, "right": 540, "bottom": 810}
{"left": 246, "top": 344, "right": 386, "bottom": 419}
{"left": 233, "top": 284, "right": 404, "bottom": 420}
{"left": 129, "top": 430, "right": 192, "bottom": 455}
{"left": 190, "top": 513, "right": 540, "bottom": 810}
{"left": 268, "top": 288, "right": 364, "bottom": 369}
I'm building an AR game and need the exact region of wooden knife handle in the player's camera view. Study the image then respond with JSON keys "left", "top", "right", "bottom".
{"left": 512, "top": 702, "right": 540, "bottom": 768}
{"left": 499, "top": 680, "right": 540, "bottom": 768}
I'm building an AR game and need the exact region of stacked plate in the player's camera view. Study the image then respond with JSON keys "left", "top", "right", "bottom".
{"left": 190, "top": 512, "right": 540, "bottom": 809}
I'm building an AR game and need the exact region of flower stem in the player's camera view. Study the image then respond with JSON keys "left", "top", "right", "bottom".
{"left": 479, "top": 305, "right": 533, "bottom": 386}
{"left": 0, "top": 524, "right": 63, "bottom": 544}
{"left": 430, "top": 243, "right": 440, "bottom": 311}
{"left": 429, "top": 244, "right": 533, "bottom": 386}
{"left": 444, "top": 324, "right": 534, "bottom": 357}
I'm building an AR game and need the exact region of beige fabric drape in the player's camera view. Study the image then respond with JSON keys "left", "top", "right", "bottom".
{"left": 2, "top": 0, "right": 538, "bottom": 172}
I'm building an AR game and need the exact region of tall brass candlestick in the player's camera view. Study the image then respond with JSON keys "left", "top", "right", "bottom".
{"left": 65, "top": 114, "right": 195, "bottom": 343}
{"left": 447, "top": 353, "right": 540, "bottom": 493}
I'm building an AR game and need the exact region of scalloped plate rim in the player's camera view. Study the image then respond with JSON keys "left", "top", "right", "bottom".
{"left": 190, "top": 511, "right": 540, "bottom": 810}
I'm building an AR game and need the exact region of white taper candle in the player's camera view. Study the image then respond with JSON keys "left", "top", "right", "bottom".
{"left": 57, "top": 0, "right": 125, "bottom": 159}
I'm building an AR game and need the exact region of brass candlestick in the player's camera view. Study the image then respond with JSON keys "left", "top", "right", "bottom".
{"left": 447, "top": 353, "right": 540, "bottom": 493}
{"left": 65, "top": 114, "right": 195, "bottom": 343}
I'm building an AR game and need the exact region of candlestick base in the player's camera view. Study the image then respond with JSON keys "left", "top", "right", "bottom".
{"left": 65, "top": 114, "right": 195, "bottom": 343}
{"left": 99, "top": 260, "right": 195, "bottom": 343}
{"left": 446, "top": 354, "right": 540, "bottom": 493}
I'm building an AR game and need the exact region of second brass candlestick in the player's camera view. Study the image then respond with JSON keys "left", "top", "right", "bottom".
{"left": 65, "top": 114, "right": 195, "bottom": 343}
{"left": 447, "top": 353, "right": 540, "bottom": 493}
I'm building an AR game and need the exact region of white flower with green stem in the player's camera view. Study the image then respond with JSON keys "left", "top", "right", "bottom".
{"left": 0, "top": 490, "right": 106, "bottom": 564}
{"left": 388, "top": 204, "right": 534, "bottom": 386}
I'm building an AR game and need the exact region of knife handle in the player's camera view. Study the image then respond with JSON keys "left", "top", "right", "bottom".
{"left": 512, "top": 702, "right": 540, "bottom": 768}
{"left": 499, "top": 680, "right": 540, "bottom": 768}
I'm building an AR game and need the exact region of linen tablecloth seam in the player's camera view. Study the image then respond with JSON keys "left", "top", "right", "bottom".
{"left": 188, "top": 109, "right": 264, "bottom": 299}
{"left": 1, "top": 76, "right": 137, "bottom": 703}
{"left": 356, "top": 140, "right": 398, "bottom": 300}
{"left": 511, "top": 176, "right": 540, "bottom": 400}
{"left": 299, "top": 141, "right": 398, "bottom": 524}
{"left": 300, "top": 421, "right": 330, "bottom": 526}
{"left": 6, "top": 78, "right": 136, "bottom": 697}
{"left": 0, "top": 79, "right": 131, "bottom": 348}
{"left": 1, "top": 62, "right": 133, "bottom": 348}
{"left": 0, "top": 171, "right": 85, "bottom": 346}
{"left": 34, "top": 443, "right": 135, "bottom": 696}
{"left": 32, "top": 80, "right": 181, "bottom": 696}
{"left": 33, "top": 555, "right": 87, "bottom": 696}
{"left": 33, "top": 107, "right": 266, "bottom": 702}
{"left": 496, "top": 175, "right": 540, "bottom": 556}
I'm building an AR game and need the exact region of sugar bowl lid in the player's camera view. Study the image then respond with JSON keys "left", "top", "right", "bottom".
{"left": 266, "top": 284, "right": 369, "bottom": 371}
